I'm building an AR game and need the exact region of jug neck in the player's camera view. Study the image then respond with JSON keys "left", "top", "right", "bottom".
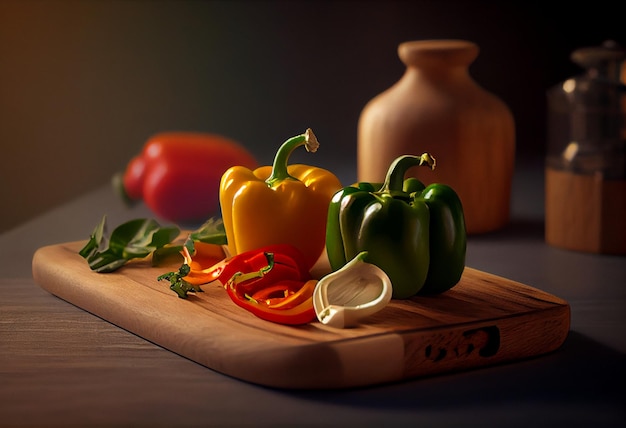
{"left": 398, "top": 39, "right": 478, "bottom": 71}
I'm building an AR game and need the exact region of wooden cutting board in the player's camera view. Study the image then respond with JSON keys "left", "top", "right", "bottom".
{"left": 32, "top": 241, "right": 570, "bottom": 390}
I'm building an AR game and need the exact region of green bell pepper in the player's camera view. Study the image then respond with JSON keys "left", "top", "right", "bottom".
{"left": 326, "top": 153, "right": 466, "bottom": 299}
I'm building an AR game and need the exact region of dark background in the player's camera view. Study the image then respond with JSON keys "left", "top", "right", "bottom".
{"left": 0, "top": 0, "right": 623, "bottom": 233}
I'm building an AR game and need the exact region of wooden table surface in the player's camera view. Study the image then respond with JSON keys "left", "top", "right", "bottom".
{"left": 1, "top": 161, "right": 624, "bottom": 427}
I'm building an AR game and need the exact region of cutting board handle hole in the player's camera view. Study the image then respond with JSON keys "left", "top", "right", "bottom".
{"left": 463, "top": 326, "right": 500, "bottom": 357}
{"left": 423, "top": 326, "right": 501, "bottom": 362}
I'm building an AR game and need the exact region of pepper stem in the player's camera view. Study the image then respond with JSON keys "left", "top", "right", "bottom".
{"left": 380, "top": 153, "right": 436, "bottom": 197}
{"left": 227, "top": 252, "right": 275, "bottom": 288}
{"left": 265, "top": 128, "right": 319, "bottom": 187}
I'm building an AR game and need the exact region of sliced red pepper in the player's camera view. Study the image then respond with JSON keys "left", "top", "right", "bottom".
{"left": 180, "top": 243, "right": 316, "bottom": 324}
{"left": 250, "top": 281, "right": 298, "bottom": 303}
{"left": 183, "top": 243, "right": 309, "bottom": 286}
{"left": 224, "top": 256, "right": 317, "bottom": 325}
{"left": 230, "top": 284, "right": 317, "bottom": 325}
{"left": 235, "top": 296, "right": 316, "bottom": 325}
{"left": 182, "top": 242, "right": 228, "bottom": 285}
{"left": 247, "top": 279, "right": 318, "bottom": 310}
{"left": 265, "top": 279, "right": 317, "bottom": 310}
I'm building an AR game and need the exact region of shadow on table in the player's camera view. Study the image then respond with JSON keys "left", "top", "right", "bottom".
{"left": 287, "top": 331, "right": 625, "bottom": 409}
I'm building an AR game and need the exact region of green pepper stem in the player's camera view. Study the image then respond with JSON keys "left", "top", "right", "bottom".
{"left": 265, "top": 128, "right": 319, "bottom": 187}
{"left": 227, "top": 252, "right": 275, "bottom": 288}
{"left": 380, "top": 153, "right": 436, "bottom": 197}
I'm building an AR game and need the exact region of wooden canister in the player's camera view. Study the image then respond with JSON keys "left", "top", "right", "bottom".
{"left": 545, "top": 168, "right": 626, "bottom": 254}
{"left": 357, "top": 40, "right": 516, "bottom": 234}
{"left": 544, "top": 41, "right": 625, "bottom": 255}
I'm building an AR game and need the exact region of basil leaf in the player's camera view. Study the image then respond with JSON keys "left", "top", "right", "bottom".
{"left": 189, "top": 217, "right": 227, "bottom": 245}
{"left": 79, "top": 216, "right": 180, "bottom": 273}
{"left": 78, "top": 215, "right": 107, "bottom": 259}
{"left": 151, "top": 216, "right": 227, "bottom": 267}
{"left": 151, "top": 245, "right": 185, "bottom": 267}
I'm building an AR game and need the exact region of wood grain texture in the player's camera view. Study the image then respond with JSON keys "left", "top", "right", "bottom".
{"left": 0, "top": 278, "right": 240, "bottom": 427}
{"left": 545, "top": 167, "right": 626, "bottom": 254}
{"left": 31, "top": 241, "right": 571, "bottom": 389}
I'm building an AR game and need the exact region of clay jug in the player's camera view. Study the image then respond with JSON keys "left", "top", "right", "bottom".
{"left": 357, "top": 39, "right": 515, "bottom": 234}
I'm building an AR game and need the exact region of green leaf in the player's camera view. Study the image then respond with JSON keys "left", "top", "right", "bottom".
{"left": 151, "top": 245, "right": 184, "bottom": 267}
{"left": 150, "top": 216, "right": 227, "bottom": 268}
{"left": 79, "top": 217, "right": 181, "bottom": 273}
{"left": 78, "top": 215, "right": 107, "bottom": 259}
{"left": 189, "top": 217, "right": 227, "bottom": 245}
{"left": 79, "top": 215, "right": 227, "bottom": 275}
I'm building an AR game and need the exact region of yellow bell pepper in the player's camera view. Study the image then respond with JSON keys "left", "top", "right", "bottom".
{"left": 219, "top": 129, "right": 342, "bottom": 270}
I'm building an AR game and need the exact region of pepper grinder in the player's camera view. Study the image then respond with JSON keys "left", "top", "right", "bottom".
{"left": 545, "top": 40, "right": 626, "bottom": 254}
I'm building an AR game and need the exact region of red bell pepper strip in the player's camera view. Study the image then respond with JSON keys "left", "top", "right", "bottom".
{"left": 178, "top": 242, "right": 316, "bottom": 324}
{"left": 262, "top": 279, "right": 318, "bottom": 310}
{"left": 183, "top": 243, "right": 310, "bottom": 286}
{"left": 226, "top": 270, "right": 317, "bottom": 325}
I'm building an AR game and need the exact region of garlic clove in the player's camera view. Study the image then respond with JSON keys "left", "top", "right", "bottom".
{"left": 313, "top": 251, "right": 392, "bottom": 328}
